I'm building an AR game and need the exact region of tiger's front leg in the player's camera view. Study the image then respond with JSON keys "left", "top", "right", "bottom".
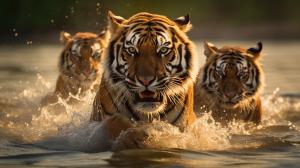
{"left": 104, "top": 115, "right": 133, "bottom": 140}
{"left": 111, "top": 123, "right": 151, "bottom": 151}
{"left": 86, "top": 114, "right": 133, "bottom": 152}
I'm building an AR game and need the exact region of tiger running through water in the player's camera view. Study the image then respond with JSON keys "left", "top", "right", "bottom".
{"left": 194, "top": 42, "right": 264, "bottom": 124}
{"left": 90, "top": 11, "right": 200, "bottom": 146}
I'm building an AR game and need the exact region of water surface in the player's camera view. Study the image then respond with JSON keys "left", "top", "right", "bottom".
{"left": 0, "top": 41, "right": 300, "bottom": 167}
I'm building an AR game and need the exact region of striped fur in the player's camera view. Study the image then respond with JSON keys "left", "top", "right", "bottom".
{"left": 41, "top": 31, "right": 110, "bottom": 105}
{"left": 194, "top": 42, "right": 264, "bottom": 124}
{"left": 91, "top": 11, "right": 199, "bottom": 133}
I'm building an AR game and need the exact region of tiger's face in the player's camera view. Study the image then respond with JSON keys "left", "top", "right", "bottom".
{"left": 60, "top": 31, "right": 109, "bottom": 83}
{"left": 202, "top": 42, "right": 263, "bottom": 107}
{"left": 105, "top": 12, "right": 198, "bottom": 115}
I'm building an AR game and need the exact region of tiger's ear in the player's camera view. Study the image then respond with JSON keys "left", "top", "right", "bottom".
{"left": 247, "top": 42, "right": 263, "bottom": 60}
{"left": 174, "top": 14, "right": 192, "bottom": 32}
{"left": 204, "top": 41, "right": 218, "bottom": 58}
{"left": 97, "top": 29, "right": 111, "bottom": 42}
{"left": 107, "top": 10, "right": 126, "bottom": 34}
{"left": 60, "top": 31, "right": 72, "bottom": 44}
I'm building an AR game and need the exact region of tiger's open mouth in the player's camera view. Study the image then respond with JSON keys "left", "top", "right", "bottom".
{"left": 224, "top": 101, "right": 239, "bottom": 105}
{"left": 135, "top": 90, "right": 163, "bottom": 102}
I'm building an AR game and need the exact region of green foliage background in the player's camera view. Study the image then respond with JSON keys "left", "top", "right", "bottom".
{"left": 1, "top": 0, "right": 300, "bottom": 43}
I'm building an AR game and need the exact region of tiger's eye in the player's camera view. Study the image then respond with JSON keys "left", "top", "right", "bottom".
{"left": 240, "top": 72, "right": 249, "bottom": 80}
{"left": 128, "top": 47, "right": 136, "bottom": 54}
{"left": 160, "top": 47, "right": 168, "bottom": 53}
{"left": 93, "top": 51, "right": 101, "bottom": 59}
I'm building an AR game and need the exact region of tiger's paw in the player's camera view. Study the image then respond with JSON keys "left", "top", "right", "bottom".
{"left": 111, "top": 127, "right": 150, "bottom": 151}
{"left": 105, "top": 115, "right": 133, "bottom": 140}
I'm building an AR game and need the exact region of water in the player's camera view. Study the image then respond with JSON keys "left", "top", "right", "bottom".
{"left": 0, "top": 41, "right": 300, "bottom": 167}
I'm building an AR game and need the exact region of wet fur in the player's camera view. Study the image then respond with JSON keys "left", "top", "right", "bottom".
{"left": 91, "top": 12, "right": 199, "bottom": 146}
{"left": 194, "top": 42, "right": 264, "bottom": 124}
{"left": 41, "top": 32, "right": 109, "bottom": 106}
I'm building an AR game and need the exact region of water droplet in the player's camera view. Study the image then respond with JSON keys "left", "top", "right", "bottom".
{"left": 50, "top": 19, "right": 54, "bottom": 23}
{"left": 14, "top": 33, "right": 18, "bottom": 37}
{"left": 26, "top": 40, "right": 33, "bottom": 45}
{"left": 70, "top": 7, "right": 75, "bottom": 14}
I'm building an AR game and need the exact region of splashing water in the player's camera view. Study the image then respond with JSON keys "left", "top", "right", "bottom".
{"left": 1, "top": 43, "right": 300, "bottom": 167}
{"left": 0, "top": 74, "right": 95, "bottom": 143}
{"left": 1, "top": 73, "right": 299, "bottom": 155}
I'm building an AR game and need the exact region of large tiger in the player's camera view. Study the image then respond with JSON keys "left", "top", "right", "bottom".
{"left": 90, "top": 11, "right": 199, "bottom": 142}
{"left": 194, "top": 42, "right": 264, "bottom": 124}
{"left": 41, "top": 31, "right": 110, "bottom": 106}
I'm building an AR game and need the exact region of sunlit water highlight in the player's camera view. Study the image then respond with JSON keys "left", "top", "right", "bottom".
{"left": 0, "top": 42, "right": 300, "bottom": 167}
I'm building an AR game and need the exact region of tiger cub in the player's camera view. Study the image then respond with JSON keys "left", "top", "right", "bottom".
{"left": 90, "top": 11, "right": 199, "bottom": 143}
{"left": 194, "top": 42, "right": 264, "bottom": 124}
{"left": 41, "top": 31, "right": 110, "bottom": 106}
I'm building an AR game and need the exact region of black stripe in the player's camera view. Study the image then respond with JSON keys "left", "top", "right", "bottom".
{"left": 133, "top": 28, "right": 144, "bottom": 33}
{"left": 111, "top": 73, "right": 123, "bottom": 83}
{"left": 171, "top": 95, "right": 188, "bottom": 124}
{"left": 184, "top": 44, "right": 191, "bottom": 71}
{"left": 104, "top": 83, "right": 120, "bottom": 115}
{"left": 60, "top": 51, "right": 66, "bottom": 68}
{"left": 202, "top": 65, "right": 209, "bottom": 84}
{"left": 154, "top": 22, "right": 168, "bottom": 30}
{"left": 108, "top": 40, "right": 116, "bottom": 66}
{"left": 153, "top": 27, "right": 165, "bottom": 32}
{"left": 171, "top": 31, "right": 178, "bottom": 43}
{"left": 178, "top": 72, "right": 189, "bottom": 80}
{"left": 155, "top": 32, "right": 166, "bottom": 38}
{"left": 254, "top": 67, "right": 260, "bottom": 91}
{"left": 128, "top": 23, "right": 143, "bottom": 31}
{"left": 125, "top": 101, "right": 140, "bottom": 121}
{"left": 160, "top": 103, "right": 176, "bottom": 119}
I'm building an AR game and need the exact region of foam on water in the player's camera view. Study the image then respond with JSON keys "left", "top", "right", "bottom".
{"left": 0, "top": 74, "right": 300, "bottom": 153}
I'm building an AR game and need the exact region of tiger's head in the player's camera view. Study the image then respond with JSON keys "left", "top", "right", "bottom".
{"left": 59, "top": 31, "right": 110, "bottom": 84}
{"left": 201, "top": 42, "right": 264, "bottom": 108}
{"left": 104, "top": 11, "right": 198, "bottom": 115}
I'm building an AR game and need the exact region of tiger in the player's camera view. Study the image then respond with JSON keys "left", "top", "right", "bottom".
{"left": 90, "top": 11, "right": 199, "bottom": 144}
{"left": 194, "top": 42, "right": 264, "bottom": 124}
{"left": 40, "top": 31, "right": 110, "bottom": 106}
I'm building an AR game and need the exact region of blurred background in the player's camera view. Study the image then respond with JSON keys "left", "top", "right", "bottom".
{"left": 0, "top": 0, "right": 300, "bottom": 94}
{"left": 1, "top": 0, "right": 300, "bottom": 45}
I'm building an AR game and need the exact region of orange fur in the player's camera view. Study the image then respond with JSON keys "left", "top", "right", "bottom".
{"left": 195, "top": 42, "right": 264, "bottom": 124}
{"left": 91, "top": 11, "right": 198, "bottom": 144}
{"left": 41, "top": 31, "right": 110, "bottom": 106}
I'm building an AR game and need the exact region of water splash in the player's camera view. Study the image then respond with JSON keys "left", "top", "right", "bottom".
{"left": 1, "top": 75, "right": 300, "bottom": 152}
{"left": 112, "top": 114, "right": 231, "bottom": 151}
{"left": 0, "top": 74, "right": 94, "bottom": 142}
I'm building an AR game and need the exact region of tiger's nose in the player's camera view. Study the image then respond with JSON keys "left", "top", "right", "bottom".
{"left": 82, "top": 69, "right": 93, "bottom": 77}
{"left": 137, "top": 76, "right": 155, "bottom": 86}
{"left": 224, "top": 91, "right": 236, "bottom": 99}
